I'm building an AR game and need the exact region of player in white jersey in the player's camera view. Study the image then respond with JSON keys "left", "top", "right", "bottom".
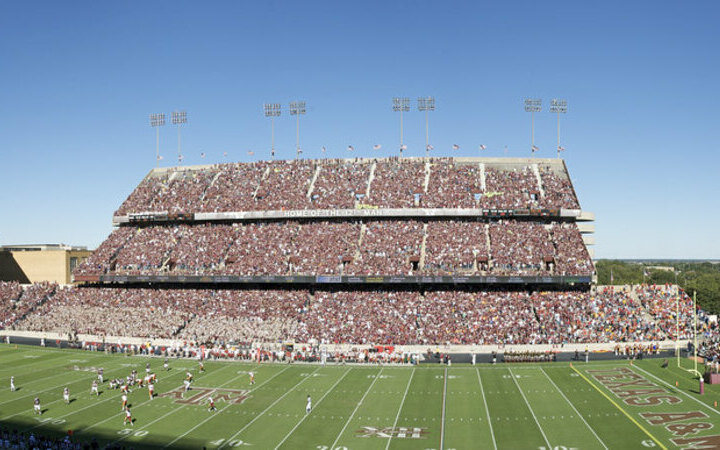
{"left": 249, "top": 371, "right": 255, "bottom": 385}
{"left": 207, "top": 396, "right": 216, "bottom": 412}
{"left": 182, "top": 379, "right": 191, "bottom": 397}
{"left": 63, "top": 387, "right": 70, "bottom": 404}
{"left": 121, "top": 393, "right": 128, "bottom": 411}
{"left": 148, "top": 382, "right": 154, "bottom": 400}
{"left": 91, "top": 380, "right": 99, "bottom": 396}
{"left": 33, "top": 397, "right": 41, "bottom": 415}
{"left": 97, "top": 368, "right": 104, "bottom": 384}
{"left": 306, "top": 395, "right": 312, "bottom": 414}
{"left": 163, "top": 358, "right": 169, "bottom": 371}
{"left": 10, "top": 376, "right": 15, "bottom": 391}
{"left": 123, "top": 407, "right": 133, "bottom": 426}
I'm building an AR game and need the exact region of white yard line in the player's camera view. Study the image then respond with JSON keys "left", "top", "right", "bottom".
{"left": 385, "top": 367, "right": 415, "bottom": 450}
{"left": 80, "top": 367, "right": 192, "bottom": 433}
{"left": 440, "top": 367, "right": 447, "bottom": 450}
{"left": 0, "top": 354, "right": 115, "bottom": 407}
{"left": 163, "top": 365, "right": 291, "bottom": 448}
{"left": 0, "top": 362, "right": 139, "bottom": 419}
{"left": 631, "top": 365, "right": 719, "bottom": 416}
{"left": 540, "top": 367, "right": 608, "bottom": 450}
{"left": 476, "top": 368, "right": 497, "bottom": 450}
{"left": 273, "top": 368, "right": 352, "bottom": 450}
{"left": 219, "top": 366, "right": 324, "bottom": 450}
{"left": 329, "top": 367, "right": 383, "bottom": 450}
{"left": 108, "top": 363, "right": 239, "bottom": 446}
{"left": 509, "top": 368, "right": 552, "bottom": 450}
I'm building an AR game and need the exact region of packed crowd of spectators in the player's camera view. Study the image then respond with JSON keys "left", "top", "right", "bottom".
{"left": 14, "top": 287, "right": 204, "bottom": 338}
{"left": 539, "top": 166, "right": 580, "bottom": 209}
{"left": 113, "top": 158, "right": 580, "bottom": 215}
{"left": 424, "top": 221, "right": 488, "bottom": 274}
{"left": 423, "top": 159, "right": 482, "bottom": 208}
{"left": 73, "top": 219, "right": 593, "bottom": 277}
{"left": 9, "top": 285, "right": 709, "bottom": 346}
{"left": 0, "top": 281, "right": 56, "bottom": 329}
{"left": 198, "top": 161, "right": 268, "bottom": 212}
{"left": 311, "top": 160, "right": 370, "bottom": 209}
{"left": 482, "top": 166, "right": 539, "bottom": 209}
{"left": 344, "top": 220, "right": 423, "bottom": 275}
{"left": 489, "top": 221, "right": 554, "bottom": 274}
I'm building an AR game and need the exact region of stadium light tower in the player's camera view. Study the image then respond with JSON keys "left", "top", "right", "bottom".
{"left": 263, "top": 103, "right": 282, "bottom": 160}
{"left": 524, "top": 98, "right": 542, "bottom": 155}
{"left": 289, "top": 101, "right": 306, "bottom": 159}
{"left": 418, "top": 96, "right": 435, "bottom": 158}
{"left": 171, "top": 110, "right": 188, "bottom": 164}
{"left": 150, "top": 113, "right": 166, "bottom": 168}
{"left": 392, "top": 97, "right": 410, "bottom": 157}
{"left": 550, "top": 99, "right": 568, "bottom": 158}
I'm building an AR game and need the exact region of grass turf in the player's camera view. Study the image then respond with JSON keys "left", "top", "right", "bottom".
{"left": 0, "top": 344, "right": 719, "bottom": 449}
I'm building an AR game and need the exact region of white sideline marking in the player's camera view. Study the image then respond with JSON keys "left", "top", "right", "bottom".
{"left": 476, "top": 368, "right": 497, "bottom": 450}
{"left": 385, "top": 367, "right": 415, "bottom": 450}
{"left": 508, "top": 368, "right": 552, "bottom": 450}
{"left": 329, "top": 367, "right": 384, "bottom": 449}
{"left": 219, "top": 366, "right": 324, "bottom": 449}
{"left": 110, "top": 363, "right": 239, "bottom": 446}
{"left": 164, "top": 365, "right": 290, "bottom": 448}
{"left": 273, "top": 368, "right": 351, "bottom": 449}
{"left": 540, "top": 367, "right": 608, "bottom": 449}
{"left": 440, "top": 367, "right": 447, "bottom": 450}
{"left": 631, "top": 365, "right": 720, "bottom": 416}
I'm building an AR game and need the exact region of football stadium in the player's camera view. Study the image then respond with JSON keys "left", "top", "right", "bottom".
{"left": 0, "top": 156, "right": 718, "bottom": 449}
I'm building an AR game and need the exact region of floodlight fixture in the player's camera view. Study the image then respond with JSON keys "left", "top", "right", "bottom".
{"left": 551, "top": 99, "right": 568, "bottom": 158}
{"left": 524, "top": 98, "right": 542, "bottom": 112}
{"left": 392, "top": 97, "right": 410, "bottom": 112}
{"left": 289, "top": 101, "right": 306, "bottom": 116}
{"left": 418, "top": 96, "right": 436, "bottom": 157}
{"left": 524, "top": 98, "right": 542, "bottom": 155}
{"left": 289, "top": 101, "right": 307, "bottom": 159}
{"left": 171, "top": 110, "right": 187, "bottom": 125}
{"left": 264, "top": 103, "right": 282, "bottom": 117}
{"left": 171, "top": 110, "right": 188, "bottom": 164}
{"left": 392, "top": 97, "right": 410, "bottom": 156}
{"left": 150, "top": 113, "right": 166, "bottom": 167}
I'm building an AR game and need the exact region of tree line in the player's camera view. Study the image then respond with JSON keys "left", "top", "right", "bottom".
{"left": 595, "top": 260, "right": 720, "bottom": 314}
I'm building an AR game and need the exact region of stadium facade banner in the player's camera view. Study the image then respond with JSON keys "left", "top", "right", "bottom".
{"left": 88, "top": 274, "right": 592, "bottom": 285}
{"left": 114, "top": 207, "right": 579, "bottom": 225}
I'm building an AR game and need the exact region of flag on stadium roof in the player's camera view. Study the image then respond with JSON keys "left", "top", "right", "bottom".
{"left": 373, "top": 144, "right": 382, "bottom": 150}
{"left": 426, "top": 144, "right": 434, "bottom": 151}
{"left": 479, "top": 144, "right": 487, "bottom": 150}
{"left": 200, "top": 152, "right": 205, "bottom": 158}
{"left": 223, "top": 152, "right": 228, "bottom": 157}
{"left": 558, "top": 145, "right": 566, "bottom": 152}
{"left": 179, "top": 155, "right": 184, "bottom": 161}
{"left": 157, "top": 155, "right": 163, "bottom": 161}
{"left": 531, "top": 145, "right": 539, "bottom": 152}
{"left": 400, "top": 145, "right": 407, "bottom": 151}
{"left": 452, "top": 144, "right": 459, "bottom": 150}
{"left": 321, "top": 146, "right": 326, "bottom": 153}
{"left": 347, "top": 145, "right": 354, "bottom": 152}
{"left": 247, "top": 150, "right": 254, "bottom": 156}
{"left": 298, "top": 148, "right": 303, "bottom": 154}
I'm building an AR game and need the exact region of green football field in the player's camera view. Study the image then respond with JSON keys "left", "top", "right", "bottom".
{"left": 1, "top": 344, "right": 719, "bottom": 449}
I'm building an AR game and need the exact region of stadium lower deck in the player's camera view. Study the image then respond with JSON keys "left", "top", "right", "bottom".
{"left": 1, "top": 344, "right": 719, "bottom": 449}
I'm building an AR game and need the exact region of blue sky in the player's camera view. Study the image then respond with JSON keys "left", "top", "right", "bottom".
{"left": 1, "top": 1, "right": 717, "bottom": 259}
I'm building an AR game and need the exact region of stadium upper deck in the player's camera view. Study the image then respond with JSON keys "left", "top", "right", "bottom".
{"left": 112, "top": 157, "right": 585, "bottom": 221}
{"left": 76, "top": 157, "right": 595, "bottom": 285}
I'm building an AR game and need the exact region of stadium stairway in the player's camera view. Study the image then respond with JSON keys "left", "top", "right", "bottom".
{"left": 531, "top": 163, "right": 545, "bottom": 198}
{"left": 364, "top": 161, "right": 376, "bottom": 198}
{"left": 307, "top": 164, "right": 321, "bottom": 199}
{"left": 479, "top": 162, "right": 486, "bottom": 191}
